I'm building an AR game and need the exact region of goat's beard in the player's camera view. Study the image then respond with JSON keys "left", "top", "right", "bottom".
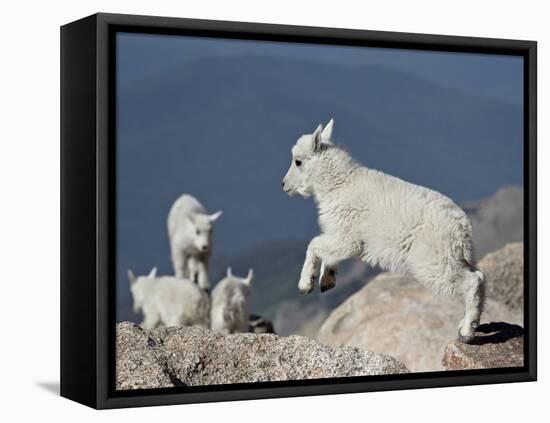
{"left": 296, "top": 186, "right": 312, "bottom": 198}
{"left": 284, "top": 184, "right": 312, "bottom": 198}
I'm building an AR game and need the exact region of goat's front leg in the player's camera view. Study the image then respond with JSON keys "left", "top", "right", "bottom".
{"left": 196, "top": 256, "right": 210, "bottom": 292}
{"left": 141, "top": 305, "right": 160, "bottom": 330}
{"left": 172, "top": 248, "right": 187, "bottom": 278}
{"left": 298, "top": 239, "right": 322, "bottom": 294}
{"left": 298, "top": 234, "right": 358, "bottom": 295}
{"left": 186, "top": 255, "right": 199, "bottom": 283}
{"left": 319, "top": 261, "right": 338, "bottom": 293}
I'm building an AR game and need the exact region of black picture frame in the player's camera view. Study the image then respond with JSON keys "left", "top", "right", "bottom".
{"left": 60, "top": 12, "right": 537, "bottom": 409}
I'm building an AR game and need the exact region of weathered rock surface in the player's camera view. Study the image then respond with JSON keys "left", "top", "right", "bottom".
{"left": 116, "top": 321, "right": 174, "bottom": 390}
{"left": 478, "top": 242, "right": 524, "bottom": 313}
{"left": 116, "top": 321, "right": 408, "bottom": 390}
{"left": 442, "top": 322, "right": 524, "bottom": 370}
{"left": 317, "top": 273, "right": 522, "bottom": 372}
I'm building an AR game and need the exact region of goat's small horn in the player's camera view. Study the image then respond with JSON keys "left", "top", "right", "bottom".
{"left": 245, "top": 269, "right": 254, "bottom": 284}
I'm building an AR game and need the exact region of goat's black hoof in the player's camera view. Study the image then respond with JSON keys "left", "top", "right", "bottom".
{"left": 320, "top": 283, "right": 335, "bottom": 293}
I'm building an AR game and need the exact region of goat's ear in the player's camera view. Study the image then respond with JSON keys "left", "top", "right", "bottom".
{"left": 244, "top": 269, "right": 254, "bottom": 285}
{"left": 312, "top": 124, "right": 323, "bottom": 152}
{"left": 187, "top": 213, "right": 198, "bottom": 227}
{"left": 209, "top": 210, "right": 223, "bottom": 222}
{"left": 128, "top": 270, "right": 136, "bottom": 285}
{"left": 227, "top": 267, "right": 233, "bottom": 278}
{"left": 321, "top": 118, "right": 334, "bottom": 143}
{"left": 148, "top": 267, "right": 157, "bottom": 278}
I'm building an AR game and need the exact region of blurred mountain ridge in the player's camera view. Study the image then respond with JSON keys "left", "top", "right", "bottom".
{"left": 118, "top": 185, "right": 524, "bottom": 332}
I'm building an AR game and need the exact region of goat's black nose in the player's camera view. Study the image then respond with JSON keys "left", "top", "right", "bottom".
{"left": 282, "top": 181, "right": 285, "bottom": 187}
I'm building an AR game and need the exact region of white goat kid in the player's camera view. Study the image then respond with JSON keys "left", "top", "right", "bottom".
{"left": 167, "top": 194, "right": 222, "bottom": 291}
{"left": 128, "top": 267, "right": 210, "bottom": 330}
{"left": 282, "top": 119, "right": 485, "bottom": 343}
{"left": 210, "top": 268, "right": 254, "bottom": 334}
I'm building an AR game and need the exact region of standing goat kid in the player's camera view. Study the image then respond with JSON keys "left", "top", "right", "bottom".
{"left": 167, "top": 194, "right": 222, "bottom": 291}
{"left": 282, "top": 119, "right": 485, "bottom": 343}
{"left": 210, "top": 268, "right": 254, "bottom": 334}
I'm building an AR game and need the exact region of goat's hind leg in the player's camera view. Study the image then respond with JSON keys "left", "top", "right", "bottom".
{"left": 458, "top": 268, "right": 485, "bottom": 343}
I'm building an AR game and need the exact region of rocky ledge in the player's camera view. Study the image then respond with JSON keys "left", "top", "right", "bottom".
{"left": 442, "top": 322, "right": 524, "bottom": 370}
{"left": 116, "top": 322, "right": 408, "bottom": 390}
{"left": 317, "top": 271, "right": 521, "bottom": 373}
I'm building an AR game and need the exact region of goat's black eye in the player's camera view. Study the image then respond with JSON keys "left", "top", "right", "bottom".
{"left": 196, "top": 229, "right": 200, "bottom": 235}
{"left": 295, "top": 160, "right": 302, "bottom": 167}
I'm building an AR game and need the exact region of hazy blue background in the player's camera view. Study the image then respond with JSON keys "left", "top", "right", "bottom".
{"left": 116, "top": 32, "right": 523, "bottom": 323}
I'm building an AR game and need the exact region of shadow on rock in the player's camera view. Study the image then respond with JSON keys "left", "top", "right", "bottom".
{"left": 470, "top": 322, "right": 524, "bottom": 346}
{"left": 442, "top": 321, "right": 524, "bottom": 370}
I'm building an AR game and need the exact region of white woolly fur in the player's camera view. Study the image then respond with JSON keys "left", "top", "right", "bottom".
{"left": 283, "top": 119, "right": 485, "bottom": 342}
{"left": 210, "top": 268, "right": 254, "bottom": 334}
{"left": 127, "top": 267, "right": 211, "bottom": 330}
{"left": 167, "top": 194, "right": 222, "bottom": 290}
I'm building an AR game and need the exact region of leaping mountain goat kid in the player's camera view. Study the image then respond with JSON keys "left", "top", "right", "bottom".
{"left": 128, "top": 268, "right": 210, "bottom": 329}
{"left": 167, "top": 194, "right": 222, "bottom": 291}
{"left": 210, "top": 268, "right": 254, "bottom": 334}
{"left": 282, "top": 119, "right": 485, "bottom": 343}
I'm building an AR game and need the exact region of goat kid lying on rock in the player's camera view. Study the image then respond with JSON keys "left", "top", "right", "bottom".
{"left": 211, "top": 268, "right": 254, "bottom": 334}
{"left": 282, "top": 119, "right": 485, "bottom": 343}
{"left": 128, "top": 267, "right": 210, "bottom": 330}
